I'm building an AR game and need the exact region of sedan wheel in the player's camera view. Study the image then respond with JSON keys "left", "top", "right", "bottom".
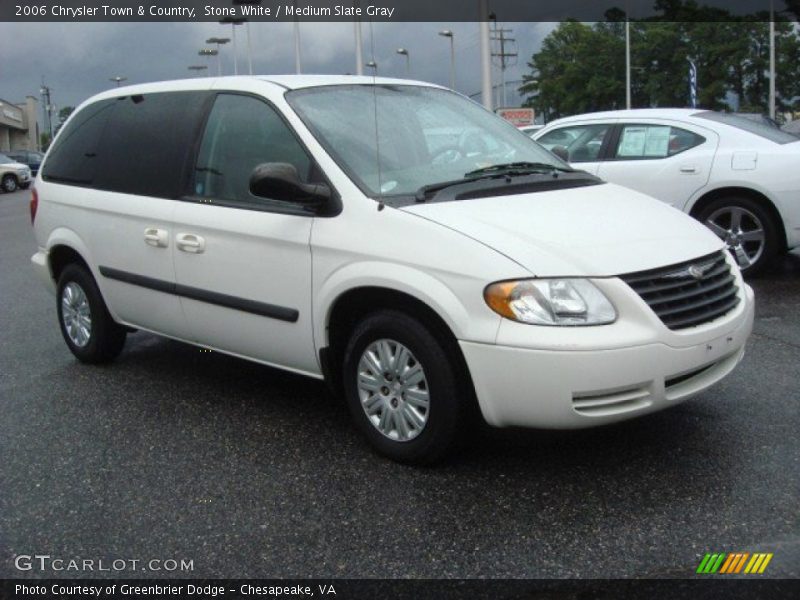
{"left": 697, "top": 196, "right": 779, "bottom": 276}
{"left": 705, "top": 205, "right": 765, "bottom": 270}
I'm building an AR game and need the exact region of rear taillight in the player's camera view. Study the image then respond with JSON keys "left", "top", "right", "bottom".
{"left": 30, "top": 187, "right": 38, "bottom": 224}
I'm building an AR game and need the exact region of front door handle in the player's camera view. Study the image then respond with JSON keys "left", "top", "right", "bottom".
{"left": 144, "top": 227, "right": 169, "bottom": 248}
{"left": 680, "top": 165, "right": 699, "bottom": 174}
{"left": 176, "top": 233, "right": 206, "bottom": 254}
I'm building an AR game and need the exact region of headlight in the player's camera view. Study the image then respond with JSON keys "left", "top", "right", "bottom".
{"left": 484, "top": 278, "right": 616, "bottom": 326}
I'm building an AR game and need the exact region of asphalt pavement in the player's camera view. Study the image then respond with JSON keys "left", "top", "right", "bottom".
{"left": 1, "top": 188, "right": 798, "bottom": 579}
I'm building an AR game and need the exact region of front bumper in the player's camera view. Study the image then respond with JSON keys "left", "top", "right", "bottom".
{"left": 461, "top": 283, "right": 755, "bottom": 429}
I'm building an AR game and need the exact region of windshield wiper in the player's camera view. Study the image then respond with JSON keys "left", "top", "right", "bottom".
{"left": 464, "top": 161, "right": 573, "bottom": 178}
{"left": 415, "top": 162, "right": 573, "bottom": 202}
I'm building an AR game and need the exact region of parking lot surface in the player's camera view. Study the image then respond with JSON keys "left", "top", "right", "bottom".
{"left": 1, "top": 188, "right": 798, "bottom": 578}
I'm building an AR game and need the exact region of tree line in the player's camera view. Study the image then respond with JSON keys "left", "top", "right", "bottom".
{"left": 520, "top": 2, "right": 800, "bottom": 121}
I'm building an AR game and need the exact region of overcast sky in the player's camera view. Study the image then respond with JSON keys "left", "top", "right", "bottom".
{"left": 0, "top": 21, "right": 555, "bottom": 116}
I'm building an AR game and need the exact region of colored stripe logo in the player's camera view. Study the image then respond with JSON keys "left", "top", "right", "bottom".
{"left": 697, "top": 552, "right": 773, "bottom": 574}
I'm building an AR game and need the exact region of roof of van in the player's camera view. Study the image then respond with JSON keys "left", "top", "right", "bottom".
{"left": 86, "top": 74, "right": 442, "bottom": 104}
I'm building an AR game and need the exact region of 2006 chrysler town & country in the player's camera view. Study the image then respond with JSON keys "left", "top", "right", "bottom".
{"left": 30, "top": 76, "right": 754, "bottom": 463}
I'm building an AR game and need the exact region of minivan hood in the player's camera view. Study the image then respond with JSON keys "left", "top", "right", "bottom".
{"left": 400, "top": 182, "right": 723, "bottom": 277}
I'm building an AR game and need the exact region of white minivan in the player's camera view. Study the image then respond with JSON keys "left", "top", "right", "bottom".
{"left": 31, "top": 76, "right": 754, "bottom": 463}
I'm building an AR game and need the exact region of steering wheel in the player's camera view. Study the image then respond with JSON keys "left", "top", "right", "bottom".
{"left": 431, "top": 144, "right": 464, "bottom": 166}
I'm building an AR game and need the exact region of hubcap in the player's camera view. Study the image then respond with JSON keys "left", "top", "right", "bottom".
{"left": 2, "top": 177, "right": 16, "bottom": 192}
{"left": 357, "top": 339, "right": 430, "bottom": 442}
{"left": 61, "top": 282, "right": 92, "bottom": 348}
{"left": 705, "top": 206, "right": 765, "bottom": 269}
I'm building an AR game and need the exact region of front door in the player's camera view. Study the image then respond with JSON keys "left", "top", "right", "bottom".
{"left": 171, "top": 93, "right": 319, "bottom": 375}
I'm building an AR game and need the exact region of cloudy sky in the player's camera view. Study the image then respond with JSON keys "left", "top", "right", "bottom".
{"left": 0, "top": 21, "right": 555, "bottom": 116}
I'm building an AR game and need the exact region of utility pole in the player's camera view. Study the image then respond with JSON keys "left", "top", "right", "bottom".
{"left": 490, "top": 24, "right": 518, "bottom": 108}
{"left": 39, "top": 79, "right": 53, "bottom": 143}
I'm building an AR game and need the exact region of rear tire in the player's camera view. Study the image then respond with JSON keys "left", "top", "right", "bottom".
{"left": 342, "top": 310, "right": 469, "bottom": 465}
{"left": 57, "top": 264, "right": 127, "bottom": 363}
{"left": 697, "top": 196, "right": 779, "bottom": 277}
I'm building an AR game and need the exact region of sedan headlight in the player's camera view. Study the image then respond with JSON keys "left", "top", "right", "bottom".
{"left": 484, "top": 279, "right": 616, "bottom": 326}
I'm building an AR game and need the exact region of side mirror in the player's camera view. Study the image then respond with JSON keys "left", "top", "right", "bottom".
{"left": 550, "top": 145, "right": 570, "bottom": 162}
{"left": 249, "top": 162, "right": 330, "bottom": 205}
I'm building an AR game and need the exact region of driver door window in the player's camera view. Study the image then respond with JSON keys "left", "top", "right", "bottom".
{"left": 192, "top": 94, "right": 312, "bottom": 209}
{"left": 537, "top": 124, "right": 612, "bottom": 163}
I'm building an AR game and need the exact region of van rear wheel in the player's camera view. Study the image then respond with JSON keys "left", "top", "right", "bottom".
{"left": 57, "top": 264, "right": 127, "bottom": 363}
{"left": 342, "top": 310, "right": 467, "bottom": 464}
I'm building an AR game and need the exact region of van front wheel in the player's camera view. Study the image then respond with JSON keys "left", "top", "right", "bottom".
{"left": 342, "top": 310, "right": 467, "bottom": 464}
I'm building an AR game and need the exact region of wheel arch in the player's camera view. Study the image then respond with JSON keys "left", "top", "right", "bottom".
{"left": 688, "top": 186, "right": 787, "bottom": 251}
{"left": 320, "top": 284, "right": 477, "bottom": 407}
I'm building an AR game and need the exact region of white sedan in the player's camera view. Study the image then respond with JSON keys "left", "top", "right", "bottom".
{"left": 534, "top": 109, "right": 800, "bottom": 274}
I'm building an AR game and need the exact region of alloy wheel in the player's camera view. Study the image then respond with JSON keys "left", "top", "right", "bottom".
{"left": 705, "top": 205, "right": 765, "bottom": 269}
{"left": 61, "top": 282, "right": 92, "bottom": 347}
{"left": 356, "top": 339, "right": 430, "bottom": 442}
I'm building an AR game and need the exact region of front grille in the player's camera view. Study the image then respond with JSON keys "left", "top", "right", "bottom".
{"left": 621, "top": 251, "right": 739, "bottom": 330}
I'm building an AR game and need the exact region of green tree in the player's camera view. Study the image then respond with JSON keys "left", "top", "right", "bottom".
{"left": 519, "top": 21, "right": 625, "bottom": 121}
{"left": 521, "top": 15, "right": 800, "bottom": 119}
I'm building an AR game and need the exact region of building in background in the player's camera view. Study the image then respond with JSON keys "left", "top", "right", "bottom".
{"left": 0, "top": 96, "right": 39, "bottom": 152}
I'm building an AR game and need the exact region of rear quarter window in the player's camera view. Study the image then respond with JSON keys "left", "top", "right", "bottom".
{"left": 42, "top": 100, "right": 116, "bottom": 184}
{"left": 695, "top": 111, "right": 799, "bottom": 144}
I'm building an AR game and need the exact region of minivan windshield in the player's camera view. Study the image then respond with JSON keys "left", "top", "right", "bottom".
{"left": 286, "top": 85, "right": 570, "bottom": 198}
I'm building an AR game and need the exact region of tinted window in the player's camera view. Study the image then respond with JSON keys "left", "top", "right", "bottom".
{"left": 41, "top": 100, "right": 115, "bottom": 184}
{"left": 192, "top": 94, "right": 312, "bottom": 209}
{"left": 695, "top": 111, "right": 798, "bottom": 144}
{"left": 614, "top": 124, "right": 705, "bottom": 159}
{"left": 537, "top": 124, "right": 611, "bottom": 162}
{"left": 93, "top": 92, "right": 210, "bottom": 198}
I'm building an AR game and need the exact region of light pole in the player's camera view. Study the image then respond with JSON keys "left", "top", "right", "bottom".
{"left": 769, "top": 0, "right": 776, "bottom": 119}
{"left": 479, "top": 0, "right": 492, "bottom": 110}
{"left": 294, "top": 18, "right": 302, "bottom": 74}
{"left": 232, "top": 1, "right": 259, "bottom": 75}
{"left": 396, "top": 48, "right": 410, "bottom": 76}
{"left": 206, "top": 37, "right": 230, "bottom": 76}
{"left": 354, "top": 10, "right": 363, "bottom": 75}
{"left": 109, "top": 76, "right": 127, "bottom": 87}
{"left": 625, "top": 20, "right": 631, "bottom": 109}
{"left": 199, "top": 49, "right": 218, "bottom": 75}
{"left": 219, "top": 17, "right": 246, "bottom": 75}
{"left": 438, "top": 30, "right": 455, "bottom": 90}
{"left": 188, "top": 65, "right": 208, "bottom": 77}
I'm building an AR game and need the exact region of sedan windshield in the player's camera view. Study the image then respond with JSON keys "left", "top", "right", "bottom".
{"left": 286, "top": 85, "right": 569, "bottom": 198}
{"left": 0, "top": 154, "right": 13, "bottom": 164}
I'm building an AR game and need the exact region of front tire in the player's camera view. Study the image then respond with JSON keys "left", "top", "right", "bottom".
{"left": 697, "top": 196, "right": 779, "bottom": 276}
{"left": 57, "top": 264, "right": 127, "bottom": 363}
{"left": 342, "top": 310, "right": 469, "bottom": 464}
{"left": 2, "top": 174, "right": 18, "bottom": 193}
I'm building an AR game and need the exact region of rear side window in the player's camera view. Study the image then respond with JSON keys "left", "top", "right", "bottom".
{"left": 614, "top": 124, "right": 705, "bottom": 159}
{"left": 93, "top": 92, "right": 210, "bottom": 198}
{"left": 42, "top": 100, "right": 115, "bottom": 184}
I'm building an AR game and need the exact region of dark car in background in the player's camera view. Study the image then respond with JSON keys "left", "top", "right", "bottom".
{"left": 5, "top": 150, "right": 44, "bottom": 177}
